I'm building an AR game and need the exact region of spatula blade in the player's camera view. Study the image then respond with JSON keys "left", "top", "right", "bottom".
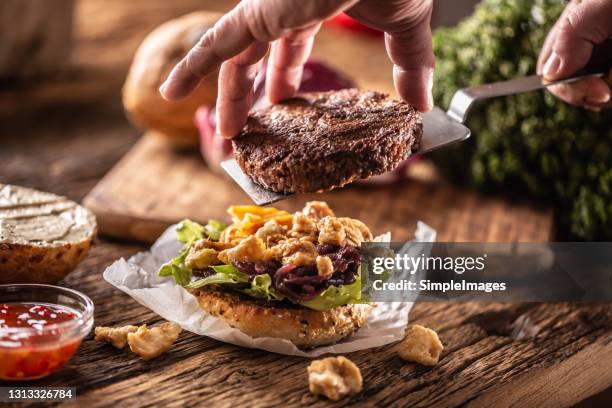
{"left": 220, "top": 159, "right": 289, "bottom": 206}
{"left": 420, "top": 106, "right": 470, "bottom": 153}
{"left": 222, "top": 106, "right": 470, "bottom": 205}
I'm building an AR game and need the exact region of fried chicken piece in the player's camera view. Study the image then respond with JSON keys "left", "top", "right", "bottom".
{"left": 398, "top": 324, "right": 444, "bottom": 366}
{"left": 318, "top": 216, "right": 346, "bottom": 246}
{"left": 338, "top": 218, "right": 373, "bottom": 246}
{"left": 94, "top": 325, "right": 138, "bottom": 349}
{"left": 268, "top": 237, "right": 318, "bottom": 266}
{"left": 290, "top": 213, "right": 318, "bottom": 240}
{"left": 308, "top": 356, "right": 363, "bottom": 401}
{"left": 127, "top": 322, "right": 182, "bottom": 361}
{"left": 316, "top": 255, "right": 334, "bottom": 278}
{"left": 218, "top": 235, "right": 268, "bottom": 264}
{"left": 303, "top": 201, "right": 335, "bottom": 220}
{"left": 255, "top": 219, "right": 288, "bottom": 247}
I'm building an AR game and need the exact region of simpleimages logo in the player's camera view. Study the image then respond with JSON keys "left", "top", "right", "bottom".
{"left": 364, "top": 242, "right": 612, "bottom": 302}
{"left": 371, "top": 253, "right": 488, "bottom": 275}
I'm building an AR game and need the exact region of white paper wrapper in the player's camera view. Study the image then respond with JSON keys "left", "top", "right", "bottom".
{"left": 103, "top": 221, "right": 436, "bottom": 357}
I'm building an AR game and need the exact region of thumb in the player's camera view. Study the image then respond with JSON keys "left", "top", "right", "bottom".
{"left": 346, "top": 0, "right": 435, "bottom": 112}
{"left": 542, "top": 0, "right": 612, "bottom": 80}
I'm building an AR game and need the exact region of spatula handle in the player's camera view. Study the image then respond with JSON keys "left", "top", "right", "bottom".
{"left": 447, "top": 38, "right": 612, "bottom": 123}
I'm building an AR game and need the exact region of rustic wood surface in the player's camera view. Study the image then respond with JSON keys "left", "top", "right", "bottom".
{"left": 0, "top": 0, "right": 610, "bottom": 407}
{"left": 0, "top": 0, "right": 74, "bottom": 77}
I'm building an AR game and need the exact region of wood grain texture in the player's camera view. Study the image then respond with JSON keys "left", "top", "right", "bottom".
{"left": 3, "top": 277, "right": 609, "bottom": 408}
{"left": 0, "top": 0, "right": 74, "bottom": 77}
{"left": 0, "top": 0, "right": 610, "bottom": 407}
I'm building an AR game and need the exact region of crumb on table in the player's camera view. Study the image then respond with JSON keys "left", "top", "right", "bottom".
{"left": 307, "top": 356, "right": 362, "bottom": 401}
{"left": 94, "top": 325, "right": 138, "bottom": 349}
{"left": 127, "top": 322, "right": 182, "bottom": 361}
{"left": 398, "top": 324, "right": 444, "bottom": 366}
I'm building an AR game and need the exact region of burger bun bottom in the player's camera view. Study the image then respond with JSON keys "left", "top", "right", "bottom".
{"left": 190, "top": 288, "right": 373, "bottom": 348}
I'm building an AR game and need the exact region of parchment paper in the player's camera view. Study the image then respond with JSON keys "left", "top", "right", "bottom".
{"left": 103, "top": 221, "right": 436, "bottom": 357}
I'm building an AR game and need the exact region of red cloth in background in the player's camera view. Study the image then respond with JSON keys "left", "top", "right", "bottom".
{"left": 327, "top": 13, "right": 383, "bottom": 37}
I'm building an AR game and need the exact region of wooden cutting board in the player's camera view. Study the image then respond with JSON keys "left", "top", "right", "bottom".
{"left": 83, "top": 132, "right": 553, "bottom": 243}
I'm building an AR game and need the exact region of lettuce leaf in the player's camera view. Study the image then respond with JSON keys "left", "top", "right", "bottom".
{"left": 159, "top": 246, "right": 192, "bottom": 286}
{"left": 186, "top": 266, "right": 285, "bottom": 302}
{"left": 299, "top": 269, "right": 364, "bottom": 311}
{"left": 185, "top": 264, "right": 249, "bottom": 289}
{"left": 160, "top": 219, "right": 228, "bottom": 286}
{"left": 243, "top": 274, "right": 285, "bottom": 301}
{"left": 176, "top": 219, "right": 227, "bottom": 243}
{"left": 204, "top": 219, "right": 227, "bottom": 241}
{"left": 176, "top": 220, "right": 205, "bottom": 244}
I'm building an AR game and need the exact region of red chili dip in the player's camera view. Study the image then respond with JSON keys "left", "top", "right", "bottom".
{"left": 0, "top": 303, "right": 81, "bottom": 380}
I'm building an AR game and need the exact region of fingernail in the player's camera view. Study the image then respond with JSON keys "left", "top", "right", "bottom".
{"left": 427, "top": 87, "right": 434, "bottom": 111}
{"left": 159, "top": 81, "right": 168, "bottom": 97}
{"left": 543, "top": 52, "right": 561, "bottom": 78}
{"left": 427, "top": 93, "right": 434, "bottom": 111}
{"left": 426, "top": 69, "right": 434, "bottom": 111}
{"left": 585, "top": 93, "right": 611, "bottom": 105}
{"left": 584, "top": 104, "right": 601, "bottom": 113}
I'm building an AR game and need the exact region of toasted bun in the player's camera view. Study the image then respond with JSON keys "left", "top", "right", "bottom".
{"left": 122, "top": 11, "right": 222, "bottom": 146}
{"left": 191, "top": 288, "right": 373, "bottom": 348}
{"left": 0, "top": 184, "right": 97, "bottom": 284}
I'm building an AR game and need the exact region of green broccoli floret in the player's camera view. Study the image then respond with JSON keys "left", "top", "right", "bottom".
{"left": 431, "top": 0, "right": 612, "bottom": 240}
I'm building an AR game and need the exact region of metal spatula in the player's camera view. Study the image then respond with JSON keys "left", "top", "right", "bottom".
{"left": 222, "top": 42, "right": 611, "bottom": 205}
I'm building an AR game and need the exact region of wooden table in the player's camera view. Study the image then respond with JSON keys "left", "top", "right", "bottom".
{"left": 1, "top": 1, "right": 610, "bottom": 406}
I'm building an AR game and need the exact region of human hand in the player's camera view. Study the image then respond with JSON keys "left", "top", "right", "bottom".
{"left": 537, "top": 0, "right": 612, "bottom": 111}
{"left": 159, "top": 0, "right": 434, "bottom": 138}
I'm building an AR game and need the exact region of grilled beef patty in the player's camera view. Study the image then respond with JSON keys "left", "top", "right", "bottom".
{"left": 232, "top": 89, "right": 422, "bottom": 193}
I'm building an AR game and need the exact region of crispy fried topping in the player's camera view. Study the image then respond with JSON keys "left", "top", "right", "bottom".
{"left": 94, "top": 325, "right": 138, "bottom": 349}
{"left": 227, "top": 205, "right": 292, "bottom": 238}
{"left": 185, "top": 248, "right": 217, "bottom": 270}
{"left": 255, "top": 219, "right": 288, "bottom": 247}
{"left": 268, "top": 237, "right": 318, "bottom": 266}
{"left": 206, "top": 202, "right": 370, "bottom": 276}
{"left": 218, "top": 235, "right": 268, "bottom": 264}
{"left": 338, "top": 218, "right": 373, "bottom": 247}
{"left": 308, "top": 356, "right": 363, "bottom": 401}
{"left": 317, "top": 216, "right": 347, "bottom": 246}
{"left": 185, "top": 240, "right": 235, "bottom": 269}
{"left": 316, "top": 255, "right": 334, "bottom": 278}
{"left": 303, "top": 201, "right": 335, "bottom": 220}
{"left": 398, "top": 324, "right": 444, "bottom": 366}
{"left": 290, "top": 212, "right": 318, "bottom": 240}
{"left": 218, "top": 224, "right": 239, "bottom": 243}
{"left": 127, "top": 322, "right": 182, "bottom": 361}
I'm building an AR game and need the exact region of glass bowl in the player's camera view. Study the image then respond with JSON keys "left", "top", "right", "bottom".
{"left": 0, "top": 284, "right": 94, "bottom": 380}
